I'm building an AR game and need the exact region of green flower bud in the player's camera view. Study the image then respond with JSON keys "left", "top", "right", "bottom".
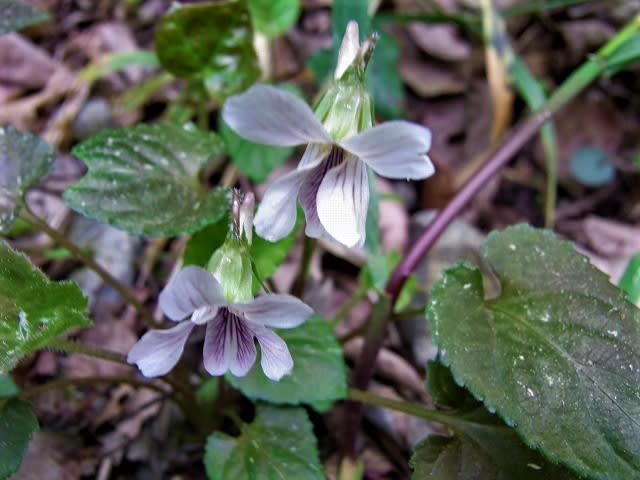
{"left": 206, "top": 190, "right": 255, "bottom": 303}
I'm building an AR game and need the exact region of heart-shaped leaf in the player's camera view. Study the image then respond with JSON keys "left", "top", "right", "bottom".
{"left": 0, "top": 0, "right": 49, "bottom": 35}
{"left": 427, "top": 224, "right": 640, "bottom": 480}
{"left": 0, "top": 126, "right": 55, "bottom": 233}
{"left": 155, "top": 0, "right": 260, "bottom": 102}
{"left": 228, "top": 315, "right": 347, "bottom": 407}
{"left": 64, "top": 124, "right": 229, "bottom": 236}
{"left": 0, "top": 242, "right": 91, "bottom": 373}
{"left": 204, "top": 405, "right": 324, "bottom": 480}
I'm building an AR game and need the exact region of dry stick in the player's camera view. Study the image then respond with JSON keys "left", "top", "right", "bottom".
{"left": 342, "top": 13, "right": 640, "bottom": 459}
{"left": 21, "top": 209, "right": 158, "bottom": 329}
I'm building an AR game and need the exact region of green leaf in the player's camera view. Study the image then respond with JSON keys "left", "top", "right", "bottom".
{"left": 332, "top": 0, "right": 370, "bottom": 48}
{"left": 0, "top": 397, "right": 38, "bottom": 479}
{"left": 204, "top": 405, "right": 324, "bottom": 480}
{"left": 64, "top": 123, "right": 229, "bottom": 237}
{"left": 183, "top": 214, "right": 230, "bottom": 268}
{"left": 250, "top": 214, "right": 300, "bottom": 293}
{"left": 0, "top": 375, "right": 18, "bottom": 397}
{"left": 0, "top": 241, "right": 91, "bottom": 373}
{"left": 427, "top": 224, "right": 640, "bottom": 480}
{"left": 366, "top": 31, "right": 405, "bottom": 119}
{"left": 619, "top": 253, "right": 640, "bottom": 304}
{"left": 426, "top": 357, "right": 477, "bottom": 410}
{"left": 155, "top": 0, "right": 260, "bottom": 102}
{"left": 228, "top": 315, "right": 347, "bottom": 406}
{"left": 410, "top": 407, "right": 579, "bottom": 480}
{"left": 605, "top": 31, "right": 640, "bottom": 76}
{"left": 0, "top": 126, "right": 55, "bottom": 233}
{"left": 248, "top": 0, "right": 300, "bottom": 38}
{"left": 0, "top": 0, "right": 49, "bottom": 35}
{"left": 220, "top": 118, "right": 293, "bottom": 183}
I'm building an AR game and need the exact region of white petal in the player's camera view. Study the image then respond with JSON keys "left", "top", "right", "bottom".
{"left": 222, "top": 84, "right": 330, "bottom": 146}
{"left": 316, "top": 157, "right": 369, "bottom": 248}
{"left": 127, "top": 321, "right": 194, "bottom": 377}
{"left": 159, "top": 266, "right": 226, "bottom": 321}
{"left": 340, "top": 121, "right": 435, "bottom": 179}
{"left": 203, "top": 310, "right": 257, "bottom": 377}
{"left": 254, "top": 169, "right": 306, "bottom": 242}
{"left": 252, "top": 325, "right": 294, "bottom": 381}
{"left": 233, "top": 295, "right": 313, "bottom": 329}
{"left": 335, "top": 21, "right": 360, "bottom": 79}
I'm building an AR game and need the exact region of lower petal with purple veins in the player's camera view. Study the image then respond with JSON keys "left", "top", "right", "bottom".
{"left": 299, "top": 147, "right": 345, "bottom": 240}
{"left": 316, "top": 155, "right": 369, "bottom": 248}
{"left": 203, "top": 309, "right": 257, "bottom": 377}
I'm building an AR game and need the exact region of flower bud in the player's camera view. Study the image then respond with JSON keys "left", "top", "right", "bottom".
{"left": 207, "top": 190, "right": 255, "bottom": 303}
{"left": 313, "top": 21, "right": 377, "bottom": 142}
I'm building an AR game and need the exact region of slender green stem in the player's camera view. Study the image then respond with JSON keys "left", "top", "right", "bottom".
{"left": 330, "top": 286, "right": 367, "bottom": 328}
{"left": 348, "top": 387, "right": 454, "bottom": 426}
{"left": 21, "top": 375, "right": 170, "bottom": 399}
{"left": 50, "top": 338, "right": 129, "bottom": 365}
{"left": 21, "top": 209, "right": 158, "bottom": 329}
{"left": 293, "top": 235, "right": 316, "bottom": 298}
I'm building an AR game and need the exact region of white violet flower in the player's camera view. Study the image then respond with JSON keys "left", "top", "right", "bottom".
{"left": 222, "top": 21, "right": 435, "bottom": 248}
{"left": 127, "top": 266, "right": 313, "bottom": 381}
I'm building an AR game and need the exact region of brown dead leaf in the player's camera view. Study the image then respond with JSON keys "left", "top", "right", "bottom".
{"left": 399, "top": 57, "right": 467, "bottom": 97}
{"left": 407, "top": 22, "right": 471, "bottom": 62}
{"left": 0, "top": 34, "right": 60, "bottom": 88}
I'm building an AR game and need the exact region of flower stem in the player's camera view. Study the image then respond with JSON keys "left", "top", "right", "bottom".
{"left": 347, "top": 387, "right": 454, "bottom": 426}
{"left": 50, "top": 338, "right": 129, "bottom": 365}
{"left": 293, "top": 235, "right": 316, "bottom": 298}
{"left": 21, "top": 375, "right": 170, "bottom": 399}
{"left": 21, "top": 208, "right": 158, "bottom": 329}
{"left": 343, "top": 14, "right": 640, "bottom": 460}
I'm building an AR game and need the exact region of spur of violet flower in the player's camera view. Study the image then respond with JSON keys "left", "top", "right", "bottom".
{"left": 127, "top": 192, "right": 314, "bottom": 381}
{"left": 222, "top": 21, "right": 435, "bottom": 248}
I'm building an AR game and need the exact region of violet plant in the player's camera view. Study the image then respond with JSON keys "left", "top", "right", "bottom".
{"left": 1, "top": 1, "right": 640, "bottom": 479}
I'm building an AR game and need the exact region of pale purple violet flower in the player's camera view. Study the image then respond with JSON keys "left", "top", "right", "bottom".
{"left": 221, "top": 25, "right": 434, "bottom": 248}
{"left": 127, "top": 266, "right": 313, "bottom": 381}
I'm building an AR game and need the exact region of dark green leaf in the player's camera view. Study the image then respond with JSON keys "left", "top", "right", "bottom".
{"left": 410, "top": 407, "right": 579, "bottom": 480}
{"left": 0, "top": 397, "right": 38, "bottom": 479}
{"left": 64, "top": 124, "right": 229, "bottom": 236}
{"left": 0, "top": 0, "right": 49, "bottom": 35}
{"left": 332, "top": 0, "right": 370, "bottom": 47}
{"left": 0, "top": 126, "right": 55, "bottom": 233}
{"left": 183, "top": 214, "right": 230, "bottom": 268}
{"left": 250, "top": 214, "right": 300, "bottom": 293}
{"left": 426, "top": 357, "right": 477, "bottom": 410}
{"left": 155, "top": 0, "right": 260, "bottom": 102}
{"left": 0, "top": 241, "right": 91, "bottom": 373}
{"left": 0, "top": 375, "right": 17, "bottom": 397}
{"left": 366, "top": 31, "right": 405, "bottom": 119}
{"left": 248, "top": 0, "right": 300, "bottom": 38}
{"left": 228, "top": 315, "right": 347, "bottom": 406}
{"left": 204, "top": 405, "right": 324, "bottom": 480}
{"left": 605, "top": 31, "right": 640, "bottom": 75}
{"left": 427, "top": 224, "right": 640, "bottom": 480}
{"left": 220, "top": 118, "right": 293, "bottom": 183}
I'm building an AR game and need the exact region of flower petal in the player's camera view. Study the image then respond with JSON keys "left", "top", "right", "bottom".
{"left": 252, "top": 325, "right": 294, "bottom": 381}
{"left": 254, "top": 169, "right": 306, "bottom": 242}
{"left": 340, "top": 121, "right": 434, "bottom": 179}
{"left": 127, "top": 321, "right": 195, "bottom": 377}
{"left": 203, "top": 310, "right": 257, "bottom": 377}
{"left": 233, "top": 294, "right": 313, "bottom": 329}
{"left": 316, "top": 157, "right": 369, "bottom": 248}
{"left": 159, "top": 266, "right": 226, "bottom": 321}
{"left": 335, "top": 21, "right": 360, "bottom": 80}
{"left": 299, "top": 147, "right": 345, "bottom": 239}
{"left": 222, "top": 84, "right": 330, "bottom": 146}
